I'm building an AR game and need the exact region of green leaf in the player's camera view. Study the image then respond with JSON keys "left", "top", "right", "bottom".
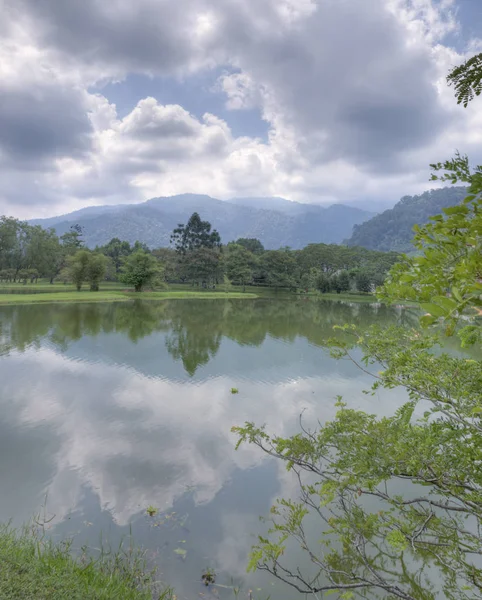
{"left": 420, "top": 315, "right": 437, "bottom": 328}
{"left": 421, "top": 303, "right": 447, "bottom": 318}
{"left": 451, "top": 287, "right": 463, "bottom": 302}
{"left": 432, "top": 295, "right": 458, "bottom": 313}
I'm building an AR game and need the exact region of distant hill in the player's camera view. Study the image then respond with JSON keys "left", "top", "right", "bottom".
{"left": 30, "top": 194, "right": 373, "bottom": 250}
{"left": 345, "top": 187, "right": 468, "bottom": 252}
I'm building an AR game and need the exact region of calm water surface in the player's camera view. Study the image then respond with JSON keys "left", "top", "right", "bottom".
{"left": 0, "top": 298, "right": 423, "bottom": 598}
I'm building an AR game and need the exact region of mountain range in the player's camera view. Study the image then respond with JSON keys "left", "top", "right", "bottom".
{"left": 344, "top": 186, "right": 468, "bottom": 252}
{"left": 30, "top": 194, "right": 374, "bottom": 250}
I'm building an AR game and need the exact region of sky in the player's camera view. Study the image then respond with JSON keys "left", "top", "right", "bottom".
{"left": 1, "top": 0, "right": 482, "bottom": 219}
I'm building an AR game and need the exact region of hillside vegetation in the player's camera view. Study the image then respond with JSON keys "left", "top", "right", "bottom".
{"left": 345, "top": 186, "right": 467, "bottom": 251}
{"left": 30, "top": 194, "right": 373, "bottom": 250}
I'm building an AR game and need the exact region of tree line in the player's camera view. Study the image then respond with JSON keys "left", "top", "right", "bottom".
{"left": 0, "top": 211, "right": 399, "bottom": 293}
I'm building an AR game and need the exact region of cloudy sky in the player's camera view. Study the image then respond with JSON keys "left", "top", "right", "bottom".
{"left": 1, "top": 0, "right": 482, "bottom": 218}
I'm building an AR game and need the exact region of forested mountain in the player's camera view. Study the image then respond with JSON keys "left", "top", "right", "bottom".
{"left": 30, "top": 194, "right": 373, "bottom": 250}
{"left": 345, "top": 186, "right": 467, "bottom": 252}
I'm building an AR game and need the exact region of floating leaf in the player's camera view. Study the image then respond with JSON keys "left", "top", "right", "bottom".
{"left": 173, "top": 547, "right": 187, "bottom": 558}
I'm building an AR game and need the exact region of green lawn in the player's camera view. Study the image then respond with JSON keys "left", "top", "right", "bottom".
{"left": 0, "top": 289, "right": 257, "bottom": 305}
{"left": 313, "top": 291, "right": 377, "bottom": 303}
{"left": 0, "top": 280, "right": 378, "bottom": 305}
{"left": 0, "top": 525, "right": 171, "bottom": 600}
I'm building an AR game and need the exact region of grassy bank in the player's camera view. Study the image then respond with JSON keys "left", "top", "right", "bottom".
{"left": 0, "top": 280, "right": 381, "bottom": 306}
{"left": 313, "top": 292, "right": 377, "bottom": 303}
{"left": 0, "top": 290, "right": 258, "bottom": 305}
{"left": 0, "top": 524, "right": 171, "bottom": 600}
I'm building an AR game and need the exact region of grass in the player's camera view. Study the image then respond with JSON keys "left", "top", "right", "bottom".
{"left": 0, "top": 280, "right": 383, "bottom": 306}
{"left": 0, "top": 523, "right": 172, "bottom": 600}
{"left": 314, "top": 292, "right": 377, "bottom": 303}
{"left": 0, "top": 290, "right": 257, "bottom": 306}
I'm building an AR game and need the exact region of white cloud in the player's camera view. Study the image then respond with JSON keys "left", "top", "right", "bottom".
{"left": 0, "top": 345, "right": 406, "bottom": 528}
{"left": 0, "top": 0, "right": 481, "bottom": 217}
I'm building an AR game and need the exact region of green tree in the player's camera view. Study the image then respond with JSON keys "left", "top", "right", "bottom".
{"left": 234, "top": 192, "right": 482, "bottom": 598}
{"left": 0, "top": 217, "right": 19, "bottom": 267}
{"left": 132, "top": 240, "right": 150, "bottom": 253}
{"left": 120, "top": 251, "right": 164, "bottom": 292}
{"left": 170, "top": 212, "right": 221, "bottom": 254}
{"left": 260, "top": 250, "right": 298, "bottom": 291}
{"left": 182, "top": 247, "right": 223, "bottom": 288}
{"left": 331, "top": 270, "right": 351, "bottom": 294}
{"left": 338, "top": 269, "right": 351, "bottom": 292}
{"left": 316, "top": 273, "right": 331, "bottom": 293}
{"left": 355, "top": 270, "right": 371, "bottom": 293}
{"left": 97, "top": 238, "right": 132, "bottom": 273}
{"left": 1, "top": 219, "right": 30, "bottom": 276}
{"left": 233, "top": 56, "right": 482, "bottom": 600}
{"left": 86, "top": 253, "right": 107, "bottom": 291}
{"left": 60, "top": 224, "right": 84, "bottom": 254}
{"left": 234, "top": 238, "right": 265, "bottom": 254}
{"left": 152, "top": 247, "right": 180, "bottom": 282}
{"left": 26, "top": 226, "right": 63, "bottom": 282}
{"left": 225, "top": 245, "right": 254, "bottom": 291}
{"left": 330, "top": 273, "right": 342, "bottom": 293}
{"left": 66, "top": 250, "right": 91, "bottom": 291}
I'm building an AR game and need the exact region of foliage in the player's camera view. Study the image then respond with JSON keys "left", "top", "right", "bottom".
{"left": 120, "top": 251, "right": 164, "bottom": 292}
{"left": 346, "top": 187, "right": 468, "bottom": 252}
{"left": 447, "top": 52, "right": 482, "bottom": 107}
{"left": 86, "top": 253, "right": 108, "bottom": 291}
{"left": 259, "top": 250, "right": 298, "bottom": 290}
{"left": 60, "top": 224, "right": 84, "bottom": 253}
{"left": 0, "top": 218, "right": 65, "bottom": 283}
{"left": 233, "top": 55, "right": 482, "bottom": 600}
{"left": 380, "top": 155, "right": 482, "bottom": 342}
{"left": 66, "top": 250, "right": 91, "bottom": 291}
{"left": 225, "top": 244, "right": 255, "bottom": 290}
{"left": 152, "top": 247, "right": 180, "bottom": 282}
{"left": 317, "top": 273, "right": 331, "bottom": 293}
{"left": 355, "top": 270, "right": 371, "bottom": 293}
{"left": 296, "top": 243, "right": 398, "bottom": 291}
{"left": 0, "top": 209, "right": 398, "bottom": 294}
{"left": 62, "top": 250, "right": 108, "bottom": 292}
{"left": 170, "top": 212, "right": 221, "bottom": 255}
{"left": 234, "top": 238, "right": 265, "bottom": 254}
{"left": 96, "top": 237, "right": 133, "bottom": 273}
{"left": 331, "top": 270, "right": 351, "bottom": 293}
{"left": 235, "top": 277, "right": 482, "bottom": 599}
{"left": 181, "top": 247, "right": 223, "bottom": 288}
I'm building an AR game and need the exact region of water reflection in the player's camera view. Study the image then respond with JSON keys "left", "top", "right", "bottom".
{"left": 0, "top": 299, "right": 435, "bottom": 598}
{"left": 0, "top": 298, "right": 419, "bottom": 373}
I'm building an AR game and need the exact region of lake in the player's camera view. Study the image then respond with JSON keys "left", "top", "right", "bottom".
{"left": 0, "top": 298, "right": 425, "bottom": 598}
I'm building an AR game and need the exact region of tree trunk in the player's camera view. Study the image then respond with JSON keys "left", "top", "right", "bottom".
{"left": 135, "top": 284, "right": 142, "bottom": 292}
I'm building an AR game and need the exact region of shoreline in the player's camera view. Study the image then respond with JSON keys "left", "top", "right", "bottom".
{"left": 0, "top": 290, "right": 259, "bottom": 306}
